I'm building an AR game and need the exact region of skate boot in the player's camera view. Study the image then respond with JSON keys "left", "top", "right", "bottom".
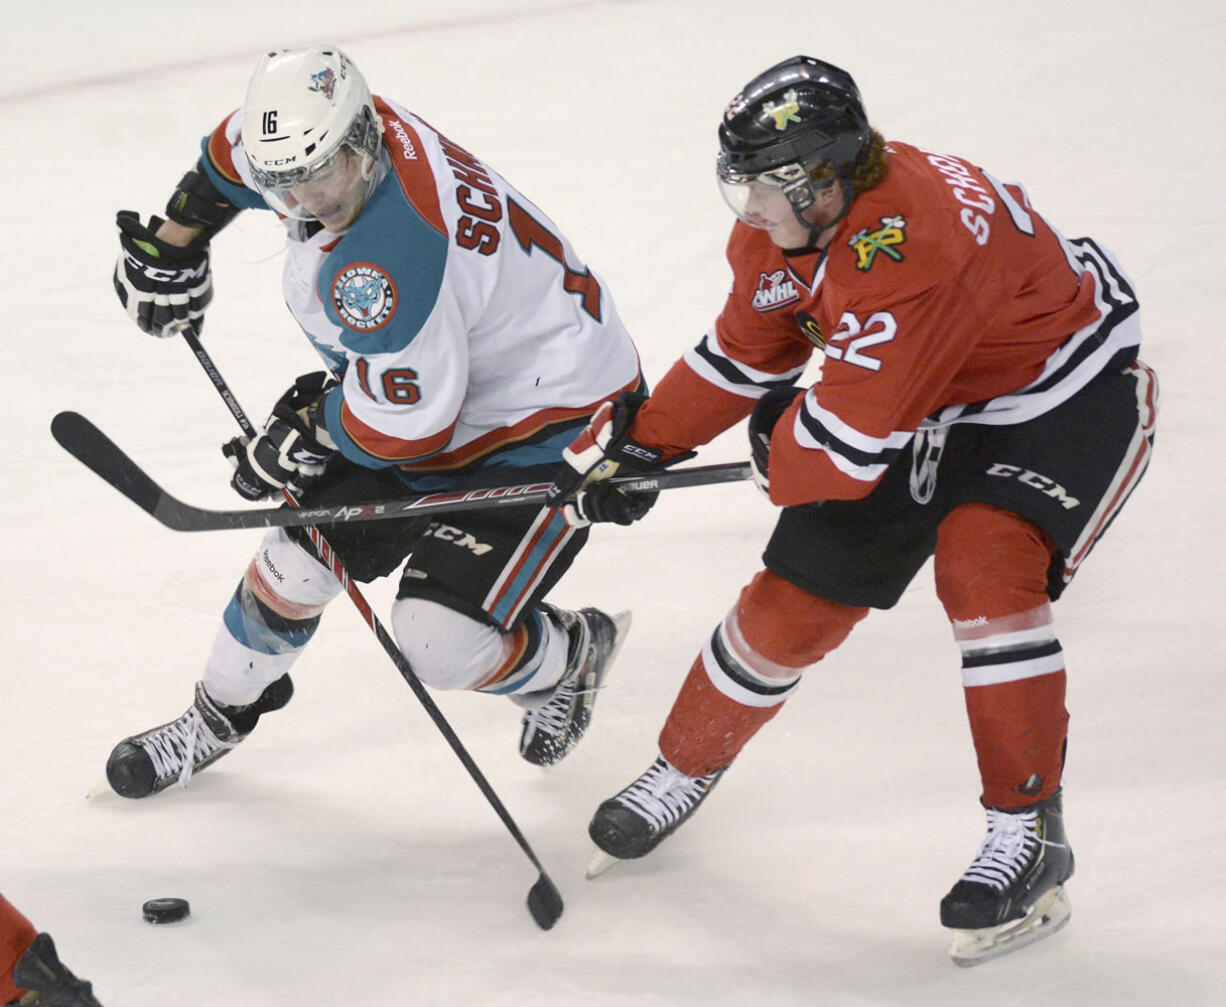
{"left": 518, "top": 607, "right": 630, "bottom": 767}
{"left": 105, "top": 675, "right": 293, "bottom": 799}
{"left": 11, "top": 932, "right": 104, "bottom": 1006}
{"left": 586, "top": 754, "right": 727, "bottom": 877}
{"left": 940, "top": 788, "right": 1075, "bottom": 966}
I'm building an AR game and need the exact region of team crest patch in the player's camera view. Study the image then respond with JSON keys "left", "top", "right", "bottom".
{"left": 332, "top": 263, "right": 397, "bottom": 331}
{"left": 764, "top": 89, "right": 801, "bottom": 131}
{"left": 752, "top": 269, "right": 800, "bottom": 311}
{"left": 309, "top": 67, "right": 336, "bottom": 100}
{"left": 848, "top": 215, "right": 907, "bottom": 271}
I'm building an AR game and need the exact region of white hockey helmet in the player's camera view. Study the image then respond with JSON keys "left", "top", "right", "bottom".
{"left": 241, "top": 45, "right": 384, "bottom": 224}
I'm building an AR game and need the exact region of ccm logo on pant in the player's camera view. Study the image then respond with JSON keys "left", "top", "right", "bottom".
{"left": 986, "top": 463, "right": 1080, "bottom": 510}
{"left": 426, "top": 522, "right": 493, "bottom": 555}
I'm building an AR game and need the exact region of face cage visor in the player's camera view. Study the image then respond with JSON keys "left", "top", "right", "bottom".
{"left": 248, "top": 116, "right": 380, "bottom": 224}
{"left": 716, "top": 157, "right": 834, "bottom": 232}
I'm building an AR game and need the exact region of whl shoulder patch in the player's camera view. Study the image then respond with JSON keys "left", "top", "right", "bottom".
{"left": 752, "top": 269, "right": 799, "bottom": 312}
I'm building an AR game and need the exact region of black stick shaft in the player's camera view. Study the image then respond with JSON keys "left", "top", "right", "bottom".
{"left": 177, "top": 327, "right": 563, "bottom": 925}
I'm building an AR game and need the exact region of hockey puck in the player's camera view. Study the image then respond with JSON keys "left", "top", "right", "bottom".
{"left": 526, "top": 875, "right": 563, "bottom": 930}
{"left": 142, "top": 898, "right": 190, "bottom": 924}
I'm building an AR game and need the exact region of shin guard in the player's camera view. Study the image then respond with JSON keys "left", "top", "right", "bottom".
{"left": 937, "top": 504, "right": 1070, "bottom": 808}
{"left": 658, "top": 652, "right": 794, "bottom": 778}
{"left": 660, "top": 571, "right": 866, "bottom": 777}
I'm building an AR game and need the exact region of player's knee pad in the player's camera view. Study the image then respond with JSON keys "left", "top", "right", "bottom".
{"left": 244, "top": 528, "right": 343, "bottom": 619}
{"left": 205, "top": 576, "right": 321, "bottom": 708}
{"left": 735, "top": 569, "right": 868, "bottom": 672}
{"left": 934, "top": 504, "right": 1055, "bottom": 623}
{"left": 391, "top": 597, "right": 509, "bottom": 691}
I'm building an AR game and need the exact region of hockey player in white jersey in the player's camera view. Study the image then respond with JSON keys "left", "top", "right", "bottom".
{"left": 106, "top": 45, "right": 641, "bottom": 797}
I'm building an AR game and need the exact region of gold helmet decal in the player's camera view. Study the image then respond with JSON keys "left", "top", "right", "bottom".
{"left": 763, "top": 89, "right": 801, "bottom": 131}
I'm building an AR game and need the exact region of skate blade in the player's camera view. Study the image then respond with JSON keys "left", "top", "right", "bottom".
{"left": 600, "top": 611, "right": 633, "bottom": 684}
{"left": 585, "top": 848, "right": 624, "bottom": 880}
{"left": 948, "top": 886, "right": 1071, "bottom": 966}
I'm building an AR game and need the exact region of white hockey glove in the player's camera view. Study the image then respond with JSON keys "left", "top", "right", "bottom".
{"left": 546, "top": 392, "right": 694, "bottom": 526}
{"left": 113, "top": 210, "right": 212, "bottom": 337}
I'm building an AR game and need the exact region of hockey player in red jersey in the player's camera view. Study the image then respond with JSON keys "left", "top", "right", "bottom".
{"left": 0, "top": 894, "right": 102, "bottom": 1005}
{"left": 549, "top": 56, "right": 1156, "bottom": 964}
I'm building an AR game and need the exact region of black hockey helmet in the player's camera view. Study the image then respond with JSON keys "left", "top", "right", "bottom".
{"left": 717, "top": 55, "right": 870, "bottom": 181}
{"left": 716, "top": 56, "right": 871, "bottom": 243}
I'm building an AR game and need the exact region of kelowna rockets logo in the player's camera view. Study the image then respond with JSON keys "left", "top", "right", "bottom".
{"left": 332, "top": 263, "right": 397, "bottom": 331}
{"left": 309, "top": 67, "right": 337, "bottom": 100}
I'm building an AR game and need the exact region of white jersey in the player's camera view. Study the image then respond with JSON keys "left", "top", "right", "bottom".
{"left": 201, "top": 97, "right": 641, "bottom": 480}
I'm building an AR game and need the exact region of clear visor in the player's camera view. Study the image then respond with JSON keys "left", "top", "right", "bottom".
{"left": 716, "top": 159, "right": 824, "bottom": 231}
{"left": 249, "top": 141, "right": 376, "bottom": 228}
{"left": 718, "top": 175, "right": 800, "bottom": 231}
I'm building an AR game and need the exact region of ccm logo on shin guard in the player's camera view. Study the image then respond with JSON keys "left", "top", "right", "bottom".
{"left": 986, "top": 463, "right": 1080, "bottom": 510}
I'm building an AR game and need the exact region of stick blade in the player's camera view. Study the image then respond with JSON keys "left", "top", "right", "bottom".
{"left": 51, "top": 411, "right": 165, "bottom": 517}
{"left": 526, "top": 874, "right": 564, "bottom": 930}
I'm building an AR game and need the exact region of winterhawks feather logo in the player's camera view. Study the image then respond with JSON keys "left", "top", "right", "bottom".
{"left": 848, "top": 215, "right": 907, "bottom": 272}
{"left": 763, "top": 89, "right": 802, "bottom": 131}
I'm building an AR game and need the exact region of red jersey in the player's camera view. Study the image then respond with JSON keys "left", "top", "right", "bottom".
{"left": 633, "top": 141, "right": 1141, "bottom": 506}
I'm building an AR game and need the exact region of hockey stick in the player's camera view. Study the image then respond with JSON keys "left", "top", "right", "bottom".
{"left": 180, "top": 326, "right": 564, "bottom": 929}
{"left": 49, "top": 410, "right": 753, "bottom": 533}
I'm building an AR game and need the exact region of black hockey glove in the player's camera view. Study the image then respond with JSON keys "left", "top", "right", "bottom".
{"left": 113, "top": 210, "right": 213, "bottom": 337}
{"left": 547, "top": 392, "right": 695, "bottom": 526}
{"left": 223, "top": 373, "right": 338, "bottom": 501}
{"left": 271, "top": 370, "right": 338, "bottom": 420}
{"left": 748, "top": 386, "right": 806, "bottom": 497}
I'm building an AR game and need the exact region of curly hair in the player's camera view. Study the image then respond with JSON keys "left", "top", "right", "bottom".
{"left": 808, "top": 129, "right": 890, "bottom": 195}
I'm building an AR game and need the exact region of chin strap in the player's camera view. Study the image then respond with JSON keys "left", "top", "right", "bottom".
{"left": 788, "top": 171, "right": 856, "bottom": 250}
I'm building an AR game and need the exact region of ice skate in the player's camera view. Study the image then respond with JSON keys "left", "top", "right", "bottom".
{"left": 11, "top": 932, "right": 104, "bottom": 1006}
{"left": 105, "top": 675, "right": 293, "bottom": 798}
{"left": 586, "top": 755, "right": 726, "bottom": 878}
{"left": 518, "top": 607, "right": 630, "bottom": 767}
{"left": 940, "top": 788, "right": 1074, "bottom": 966}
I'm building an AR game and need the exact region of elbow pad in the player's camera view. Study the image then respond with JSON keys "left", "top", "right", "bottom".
{"left": 165, "top": 159, "right": 240, "bottom": 239}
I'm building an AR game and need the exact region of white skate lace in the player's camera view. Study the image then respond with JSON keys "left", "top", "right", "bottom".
{"left": 614, "top": 757, "right": 719, "bottom": 831}
{"left": 960, "top": 807, "right": 1041, "bottom": 890}
{"left": 520, "top": 676, "right": 603, "bottom": 740}
{"left": 520, "top": 615, "right": 600, "bottom": 741}
{"left": 142, "top": 707, "right": 237, "bottom": 789}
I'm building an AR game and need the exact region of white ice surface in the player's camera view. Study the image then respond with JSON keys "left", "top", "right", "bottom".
{"left": 2, "top": 2, "right": 1224, "bottom": 1004}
